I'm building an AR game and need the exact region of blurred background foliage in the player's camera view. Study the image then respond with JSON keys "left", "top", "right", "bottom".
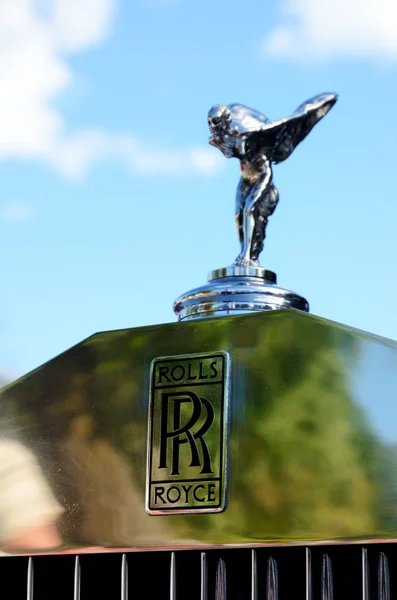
{"left": 1, "top": 310, "right": 397, "bottom": 548}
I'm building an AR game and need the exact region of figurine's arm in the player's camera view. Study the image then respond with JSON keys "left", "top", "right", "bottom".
{"left": 209, "top": 134, "right": 238, "bottom": 159}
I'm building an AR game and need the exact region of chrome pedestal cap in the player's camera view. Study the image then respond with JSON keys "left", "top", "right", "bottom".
{"left": 174, "top": 264, "right": 309, "bottom": 321}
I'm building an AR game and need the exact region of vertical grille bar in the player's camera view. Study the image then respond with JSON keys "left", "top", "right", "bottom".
{"left": 74, "top": 556, "right": 81, "bottom": 600}
{"left": 170, "top": 552, "right": 176, "bottom": 600}
{"left": 378, "top": 553, "right": 390, "bottom": 600}
{"left": 121, "top": 554, "right": 128, "bottom": 600}
{"left": 251, "top": 550, "right": 257, "bottom": 600}
{"left": 362, "top": 548, "right": 369, "bottom": 600}
{"left": 266, "top": 557, "right": 278, "bottom": 600}
{"left": 321, "top": 554, "right": 333, "bottom": 600}
{"left": 215, "top": 558, "right": 227, "bottom": 600}
{"left": 26, "top": 557, "right": 34, "bottom": 600}
{"left": 306, "top": 548, "right": 312, "bottom": 600}
{"left": 201, "top": 552, "right": 208, "bottom": 600}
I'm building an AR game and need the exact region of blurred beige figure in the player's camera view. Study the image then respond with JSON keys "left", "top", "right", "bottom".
{"left": 60, "top": 414, "right": 171, "bottom": 547}
{"left": 0, "top": 440, "right": 63, "bottom": 552}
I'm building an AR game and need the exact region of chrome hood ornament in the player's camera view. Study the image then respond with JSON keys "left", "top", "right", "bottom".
{"left": 174, "top": 93, "right": 338, "bottom": 321}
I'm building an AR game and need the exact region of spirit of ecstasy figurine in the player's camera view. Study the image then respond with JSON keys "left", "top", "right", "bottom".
{"left": 207, "top": 93, "right": 338, "bottom": 266}
{"left": 175, "top": 92, "right": 339, "bottom": 319}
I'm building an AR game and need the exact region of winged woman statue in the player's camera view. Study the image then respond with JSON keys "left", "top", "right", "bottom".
{"left": 208, "top": 93, "right": 338, "bottom": 266}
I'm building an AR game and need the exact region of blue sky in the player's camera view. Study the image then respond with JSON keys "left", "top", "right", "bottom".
{"left": 1, "top": 0, "right": 397, "bottom": 379}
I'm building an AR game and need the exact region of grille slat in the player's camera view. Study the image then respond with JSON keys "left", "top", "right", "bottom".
{"left": 170, "top": 552, "right": 176, "bottom": 600}
{"left": 362, "top": 548, "right": 369, "bottom": 600}
{"left": 74, "top": 557, "right": 81, "bottom": 600}
{"left": 201, "top": 552, "right": 208, "bottom": 600}
{"left": 121, "top": 555, "right": 128, "bottom": 600}
{"left": 306, "top": 548, "right": 312, "bottom": 600}
{"left": 26, "top": 557, "right": 34, "bottom": 600}
{"left": 378, "top": 552, "right": 390, "bottom": 600}
{"left": 266, "top": 557, "right": 278, "bottom": 600}
{"left": 321, "top": 554, "right": 333, "bottom": 600}
{"left": 251, "top": 550, "right": 257, "bottom": 600}
{"left": 215, "top": 558, "right": 226, "bottom": 600}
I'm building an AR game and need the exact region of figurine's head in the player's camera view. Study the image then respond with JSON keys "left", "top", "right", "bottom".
{"left": 208, "top": 104, "right": 232, "bottom": 137}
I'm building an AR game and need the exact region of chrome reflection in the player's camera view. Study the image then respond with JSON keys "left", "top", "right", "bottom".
{"left": 3, "top": 310, "right": 397, "bottom": 550}
{"left": 321, "top": 554, "right": 333, "bottom": 600}
{"left": 378, "top": 552, "right": 390, "bottom": 600}
{"left": 266, "top": 557, "right": 278, "bottom": 600}
{"left": 215, "top": 558, "right": 227, "bottom": 600}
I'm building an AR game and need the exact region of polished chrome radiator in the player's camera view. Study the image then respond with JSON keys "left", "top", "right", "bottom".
{"left": 1, "top": 545, "right": 394, "bottom": 599}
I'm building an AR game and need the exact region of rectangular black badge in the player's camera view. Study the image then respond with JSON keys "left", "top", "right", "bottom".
{"left": 146, "top": 352, "right": 229, "bottom": 515}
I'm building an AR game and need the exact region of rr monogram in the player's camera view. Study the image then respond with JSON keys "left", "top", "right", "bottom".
{"left": 159, "top": 391, "right": 214, "bottom": 475}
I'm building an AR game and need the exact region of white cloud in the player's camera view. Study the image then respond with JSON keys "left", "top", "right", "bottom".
{"left": 47, "top": 130, "right": 222, "bottom": 178}
{"left": 49, "top": 0, "right": 115, "bottom": 52}
{"left": 262, "top": 0, "right": 397, "bottom": 61}
{"left": 1, "top": 203, "right": 33, "bottom": 222}
{"left": 0, "top": 0, "right": 220, "bottom": 178}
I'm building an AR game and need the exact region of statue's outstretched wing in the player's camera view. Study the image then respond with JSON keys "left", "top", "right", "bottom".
{"left": 243, "top": 93, "right": 338, "bottom": 163}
